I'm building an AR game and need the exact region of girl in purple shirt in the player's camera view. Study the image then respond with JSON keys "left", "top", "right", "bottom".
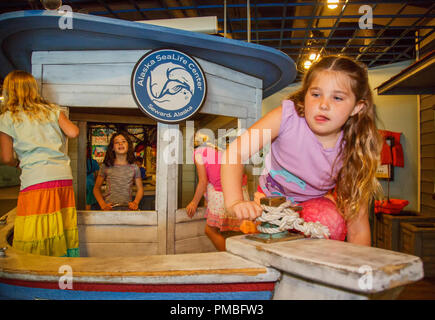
{"left": 221, "top": 55, "right": 382, "bottom": 246}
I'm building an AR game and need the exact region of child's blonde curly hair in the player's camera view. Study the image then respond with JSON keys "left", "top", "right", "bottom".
{"left": 1, "top": 70, "right": 59, "bottom": 123}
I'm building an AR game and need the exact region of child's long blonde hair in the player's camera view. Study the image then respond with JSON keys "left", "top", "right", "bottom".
{"left": 289, "top": 55, "right": 382, "bottom": 221}
{"left": 1, "top": 70, "right": 58, "bottom": 122}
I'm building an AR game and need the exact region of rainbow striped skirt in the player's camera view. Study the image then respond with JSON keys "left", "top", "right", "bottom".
{"left": 13, "top": 180, "right": 79, "bottom": 257}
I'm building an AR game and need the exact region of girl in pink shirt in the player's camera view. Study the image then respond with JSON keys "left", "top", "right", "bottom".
{"left": 186, "top": 133, "right": 249, "bottom": 251}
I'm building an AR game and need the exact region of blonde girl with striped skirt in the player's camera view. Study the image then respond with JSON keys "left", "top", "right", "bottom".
{"left": 0, "top": 70, "right": 80, "bottom": 257}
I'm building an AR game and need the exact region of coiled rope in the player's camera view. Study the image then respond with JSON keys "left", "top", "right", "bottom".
{"left": 257, "top": 201, "right": 330, "bottom": 239}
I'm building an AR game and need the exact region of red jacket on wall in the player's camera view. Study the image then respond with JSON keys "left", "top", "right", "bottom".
{"left": 379, "top": 130, "right": 404, "bottom": 167}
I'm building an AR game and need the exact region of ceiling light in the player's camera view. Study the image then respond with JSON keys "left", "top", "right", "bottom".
{"left": 327, "top": 0, "right": 339, "bottom": 10}
{"left": 40, "top": 0, "right": 62, "bottom": 10}
{"left": 309, "top": 53, "right": 317, "bottom": 60}
{"left": 304, "top": 60, "right": 312, "bottom": 69}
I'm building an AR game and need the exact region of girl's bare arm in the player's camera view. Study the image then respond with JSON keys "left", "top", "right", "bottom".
{"left": 186, "top": 154, "right": 208, "bottom": 217}
{"left": 130, "top": 177, "right": 144, "bottom": 210}
{"left": 221, "top": 106, "right": 283, "bottom": 220}
{"left": 346, "top": 203, "right": 371, "bottom": 246}
{"left": 93, "top": 175, "right": 111, "bottom": 210}
{"left": 58, "top": 111, "right": 79, "bottom": 139}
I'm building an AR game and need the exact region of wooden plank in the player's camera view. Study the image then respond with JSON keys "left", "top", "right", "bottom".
{"left": 421, "top": 158, "right": 435, "bottom": 170}
{"left": 79, "top": 242, "right": 158, "bottom": 257}
{"left": 77, "top": 121, "right": 87, "bottom": 210}
{"left": 42, "top": 63, "right": 135, "bottom": 85}
{"left": 421, "top": 109, "right": 434, "bottom": 122}
{"left": 227, "top": 236, "right": 423, "bottom": 294}
{"left": 176, "top": 208, "right": 207, "bottom": 223}
{"left": 421, "top": 132, "right": 435, "bottom": 145}
{"left": 421, "top": 95, "right": 435, "bottom": 109}
{"left": 206, "top": 73, "right": 257, "bottom": 103}
{"left": 421, "top": 205, "right": 435, "bottom": 216}
{"left": 414, "top": 229, "right": 423, "bottom": 256}
{"left": 199, "top": 116, "right": 237, "bottom": 134}
{"left": 200, "top": 98, "right": 248, "bottom": 119}
{"left": 43, "top": 90, "right": 137, "bottom": 108}
{"left": 33, "top": 50, "right": 262, "bottom": 88}
{"left": 204, "top": 94, "right": 255, "bottom": 111}
{"left": 421, "top": 170, "right": 434, "bottom": 182}
{"left": 43, "top": 82, "right": 255, "bottom": 114}
{"left": 77, "top": 211, "right": 158, "bottom": 225}
{"left": 69, "top": 112, "right": 156, "bottom": 125}
{"left": 156, "top": 123, "right": 168, "bottom": 255}
{"left": 175, "top": 219, "right": 207, "bottom": 241}
{"left": 421, "top": 145, "right": 435, "bottom": 157}
{"left": 196, "top": 57, "right": 262, "bottom": 88}
{"left": 43, "top": 83, "right": 132, "bottom": 94}
{"left": 42, "top": 64, "right": 257, "bottom": 101}
{"left": 32, "top": 50, "right": 149, "bottom": 65}
{"left": 421, "top": 181, "right": 434, "bottom": 194}
{"left": 421, "top": 121, "right": 435, "bottom": 134}
{"left": 166, "top": 124, "right": 180, "bottom": 254}
{"left": 31, "top": 63, "right": 43, "bottom": 93}
{"left": 175, "top": 235, "right": 217, "bottom": 254}
{"left": 78, "top": 225, "right": 158, "bottom": 243}
{"left": 422, "top": 193, "right": 435, "bottom": 207}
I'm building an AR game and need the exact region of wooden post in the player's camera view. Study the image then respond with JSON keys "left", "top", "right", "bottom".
{"left": 156, "top": 123, "right": 179, "bottom": 255}
{"left": 77, "top": 121, "right": 87, "bottom": 210}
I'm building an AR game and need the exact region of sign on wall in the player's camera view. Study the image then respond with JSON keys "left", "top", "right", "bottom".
{"left": 131, "top": 49, "right": 207, "bottom": 123}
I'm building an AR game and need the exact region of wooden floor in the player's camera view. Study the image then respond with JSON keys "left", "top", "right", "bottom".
{"left": 397, "top": 277, "right": 435, "bottom": 300}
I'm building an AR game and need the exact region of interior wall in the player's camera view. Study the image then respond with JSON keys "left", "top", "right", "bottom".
{"left": 262, "top": 60, "right": 419, "bottom": 211}
{"left": 369, "top": 61, "right": 418, "bottom": 212}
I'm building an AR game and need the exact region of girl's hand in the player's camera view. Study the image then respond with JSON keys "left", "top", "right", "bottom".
{"left": 254, "top": 192, "right": 266, "bottom": 206}
{"left": 186, "top": 201, "right": 198, "bottom": 218}
{"left": 228, "top": 200, "right": 263, "bottom": 221}
{"left": 101, "top": 203, "right": 113, "bottom": 211}
{"left": 128, "top": 201, "right": 139, "bottom": 210}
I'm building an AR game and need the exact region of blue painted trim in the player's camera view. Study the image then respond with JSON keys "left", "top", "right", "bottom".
{"left": 0, "top": 10, "right": 296, "bottom": 97}
{"left": 0, "top": 283, "right": 273, "bottom": 300}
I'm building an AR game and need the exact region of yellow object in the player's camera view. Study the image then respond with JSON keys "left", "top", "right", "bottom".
{"left": 239, "top": 220, "right": 260, "bottom": 234}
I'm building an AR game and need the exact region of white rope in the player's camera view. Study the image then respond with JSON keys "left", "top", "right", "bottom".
{"left": 257, "top": 201, "right": 330, "bottom": 239}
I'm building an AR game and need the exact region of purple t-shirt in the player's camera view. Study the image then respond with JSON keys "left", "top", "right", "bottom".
{"left": 258, "top": 100, "right": 343, "bottom": 203}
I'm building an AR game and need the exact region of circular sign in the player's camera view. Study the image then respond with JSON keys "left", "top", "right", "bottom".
{"left": 131, "top": 49, "right": 207, "bottom": 123}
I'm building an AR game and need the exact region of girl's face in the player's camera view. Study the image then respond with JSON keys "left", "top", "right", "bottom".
{"left": 112, "top": 134, "right": 129, "bottom": 155}
{"left": 304, "top": 70, "right": 364, "bottom": 148}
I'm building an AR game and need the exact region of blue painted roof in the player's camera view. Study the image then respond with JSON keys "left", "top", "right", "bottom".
{"left": 0, "top": 10, "right": 296, "bottom": 98}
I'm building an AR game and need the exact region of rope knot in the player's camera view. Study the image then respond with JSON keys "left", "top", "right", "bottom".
{"left": 257, "top": 201, "right": 330, "bottom": 239}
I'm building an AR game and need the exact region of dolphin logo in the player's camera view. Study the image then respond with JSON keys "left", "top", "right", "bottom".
{"left": 146, "top": 62, "right": 194, "bottom": 110}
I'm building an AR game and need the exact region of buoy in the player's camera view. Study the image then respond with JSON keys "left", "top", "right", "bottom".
{"left": 299, "top": 197, "right": 347, "bottom": 241}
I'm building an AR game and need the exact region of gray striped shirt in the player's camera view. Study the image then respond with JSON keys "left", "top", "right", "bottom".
{"left": 99, "top": 163, "right": 141, "bottom": 206}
